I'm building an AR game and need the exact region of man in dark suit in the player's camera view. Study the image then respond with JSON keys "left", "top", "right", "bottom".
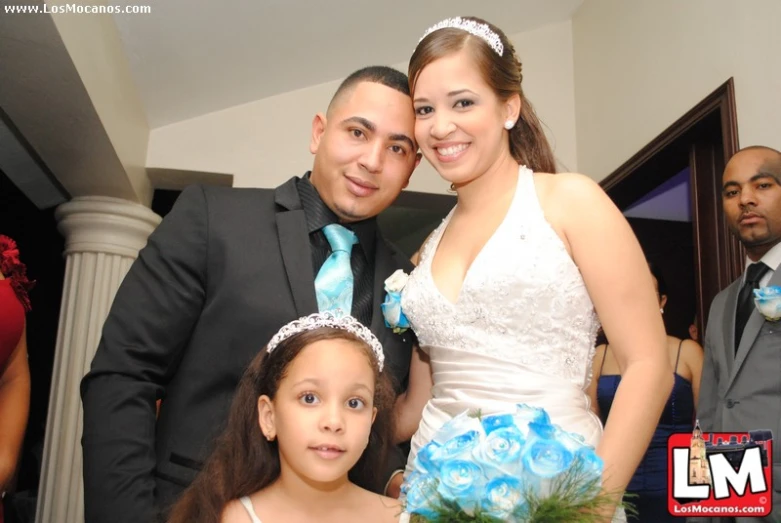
{"left": 695, "top": 146, "right": 781, "bottom": 522}
{"left": 81, "top": 66, "right": 422, "bottom": 523}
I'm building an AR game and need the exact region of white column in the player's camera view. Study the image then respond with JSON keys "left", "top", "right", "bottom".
{"left": 36, "top": 196, "right": 161, "bottom": 523}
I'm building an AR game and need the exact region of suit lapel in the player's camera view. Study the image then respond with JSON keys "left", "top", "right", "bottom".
{"left": 728, "top": 266, "right": 781, "bottom": 389}
{"left": 274, "top": 179, "right": 318, "bottom": 317}
{"left": 371, "top": 236, "right": 396, "bottom": 344}
{"left": 722, "top": 280, "right": 740, "bottom": 372}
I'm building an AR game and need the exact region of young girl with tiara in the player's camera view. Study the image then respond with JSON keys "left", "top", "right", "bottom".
{"left": 167, "top": 312, "right": 406, "bottom": 523}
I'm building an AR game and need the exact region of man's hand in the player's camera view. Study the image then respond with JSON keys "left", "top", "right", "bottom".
{"left": 385, "top": 470, "right": 404, "bottom": 499}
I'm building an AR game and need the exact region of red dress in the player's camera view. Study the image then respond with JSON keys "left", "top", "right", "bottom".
{"left": 0, "top": 236, "right": 32, "bottom": 521}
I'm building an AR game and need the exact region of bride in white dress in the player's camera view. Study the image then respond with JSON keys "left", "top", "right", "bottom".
{"left": 393, "top": 17, "right": 674, "bottom": 520}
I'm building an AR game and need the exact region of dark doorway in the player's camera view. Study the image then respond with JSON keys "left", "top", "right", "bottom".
{"left": 600, "top": 78, "right": 740, "bottom": 337}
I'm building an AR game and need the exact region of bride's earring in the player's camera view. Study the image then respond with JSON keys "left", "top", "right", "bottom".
{"left": 504, "top": 119, "right": 515, "bottom": 130}
{"left": 660, "top": 308, "right": 664, "bottom": 314}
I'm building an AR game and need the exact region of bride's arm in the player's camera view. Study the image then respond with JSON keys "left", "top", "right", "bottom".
{"left": 550, "top": 173, "right": 673, "bottom": 515}
{"left": 393, "top": 346, "right": 433, "bottom": 444}
{"left": 585, "top": 344, "right": 606, "bottom": 419}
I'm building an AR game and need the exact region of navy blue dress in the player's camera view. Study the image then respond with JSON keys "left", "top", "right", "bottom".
{"left": 597, "top": 341, "right": 694, "bottom": 522}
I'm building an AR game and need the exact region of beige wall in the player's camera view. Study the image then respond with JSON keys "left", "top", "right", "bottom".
{"left": 146, "top": 20, "right": 578, "bottom": 194}
{"left": 573, "top": 0, "right": 781, "bottom": 181}
{"left": 516, "top": 20, "right": 578, "bottom": 174}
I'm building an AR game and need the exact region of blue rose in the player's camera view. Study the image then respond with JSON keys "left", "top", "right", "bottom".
{"left": 403, "top": 474, "right": 440, "bottom": 520}
{"left": 553, "top": 425, "right": 587, "bottom": 454}
{"left": 481, "top": 413, "right": 515, "bottom": 434}
{"left": 513, "top": 403, "right": 550, "bottom": 429}
{"left": 754, "top": 285, "right": 781, "bottom": 321}
{"left": 574, "top": 446, "right": 603, "bottom": 476}
{"left": 436, "top": 430, "right": 481, "bottom": 461}
{"left": 474, "top": 426, "right": 525, "bottom": 476}
{"left": 434, "top": 411, "right": 484, "bottom": 445}
{"left": 381, "top": 291, "right": 410, "bottom": 333}
{"left": 754, "top": 285, "right": 781, "bottom": 299}
{"left": 413, "top": 440, "right": 442, "bottom": 474}
{"left": 527, "top": 416, "right": 557, "bottom": 440}
{"left": 437, "top": 460, "right": 485, "bottom": 510}
{"left": 481, "top": 476, "right": 526, "bottom": 520}
{"left": 522, "top": 437, "right": 574, "bottom": 479}
{"left": 521, "top": 429, "right": 574, "bottom": 498}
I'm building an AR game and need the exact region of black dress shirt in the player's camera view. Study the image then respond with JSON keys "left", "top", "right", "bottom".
{"left": 296, "top": 174, "right": 376, "bottom": 327}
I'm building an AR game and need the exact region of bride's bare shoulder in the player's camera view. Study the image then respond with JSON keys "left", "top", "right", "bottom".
{"left": 534, "top": 171, "right": 600, "bottom": 192}
{"left": 534, "top": 172, "right": 610, "bottom": 211}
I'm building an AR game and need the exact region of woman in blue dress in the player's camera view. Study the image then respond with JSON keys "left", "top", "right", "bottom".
{"left": 588, "top": 264, "right": 703, "bottom": 521}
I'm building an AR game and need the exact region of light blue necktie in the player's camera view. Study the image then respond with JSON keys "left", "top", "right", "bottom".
{"left": 315, "top": 224, "right": 357, "bottom": 317}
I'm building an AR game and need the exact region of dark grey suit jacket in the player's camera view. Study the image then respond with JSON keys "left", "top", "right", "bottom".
{"left": 80, "top": 178, "right": 415, "bottom": 523}
{"left": 695, "top": 263, "right": 781, "bottom": 522}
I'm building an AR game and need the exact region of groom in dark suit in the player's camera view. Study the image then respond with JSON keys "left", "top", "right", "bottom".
{"left": 695, "top": 146, "right": 781, "bottom": 522}
{"left": 81, "top": 66, "right": 421, "bottom": 523}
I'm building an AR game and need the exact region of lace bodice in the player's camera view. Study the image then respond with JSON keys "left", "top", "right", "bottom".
{"left": 401, "top": 166, "right": 600, "bottom": 388}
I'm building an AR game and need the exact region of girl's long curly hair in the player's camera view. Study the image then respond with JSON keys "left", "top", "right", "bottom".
{"left": 166, "top": 327, "right": 396, "bottom": 523}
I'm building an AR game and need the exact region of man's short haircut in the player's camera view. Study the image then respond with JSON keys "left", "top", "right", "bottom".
{"left": 327, "top": 66, "right": 411, "bottom": 114}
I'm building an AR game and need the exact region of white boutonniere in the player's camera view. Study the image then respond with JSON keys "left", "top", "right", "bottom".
{"left": 754, "top": 286, "right": 781, "bottom": 322}
{"left": 381, "top": 269, "right": 410, "bottom": 334}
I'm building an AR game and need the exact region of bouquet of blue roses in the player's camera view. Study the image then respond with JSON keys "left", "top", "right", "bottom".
{"left": 402, "top": 405, "right": 621, "bottom": 522}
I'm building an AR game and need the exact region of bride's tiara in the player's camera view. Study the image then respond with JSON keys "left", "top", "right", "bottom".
{"left": 418, "top": 17, "right": 504, "bottom": 57}
{"left": 266, "top": 311, "right": 385, "bottom": 372}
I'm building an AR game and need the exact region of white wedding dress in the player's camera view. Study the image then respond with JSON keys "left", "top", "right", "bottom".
{"left": 401, "top": 166, "right": 625, "bottom": 521}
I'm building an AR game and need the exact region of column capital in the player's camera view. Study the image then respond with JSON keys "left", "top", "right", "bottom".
{"left": 55, "top": 196, "right": 162, "bottom": 258}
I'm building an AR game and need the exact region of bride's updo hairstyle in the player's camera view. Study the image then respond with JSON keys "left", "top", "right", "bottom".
{"left": 409, "top": 16, "right": 557, "bottom": 174}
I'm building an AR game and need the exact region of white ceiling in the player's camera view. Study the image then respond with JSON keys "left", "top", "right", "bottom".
{"left": 111, "top": 0, "right": 584, "bottom": 128}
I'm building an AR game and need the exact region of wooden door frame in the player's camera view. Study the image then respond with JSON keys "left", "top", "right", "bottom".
{"left": 599, "top": 78, "right": 740, "bottom": 333}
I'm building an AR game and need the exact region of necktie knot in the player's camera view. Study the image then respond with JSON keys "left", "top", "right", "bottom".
{"left": 745, "top": 262, "right": 770, "bottom": 286}
{"left": 323, "top": 224, "right": 357, "bottom": 254}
